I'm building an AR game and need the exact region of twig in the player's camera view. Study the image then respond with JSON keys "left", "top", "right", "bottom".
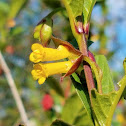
{"left": 0, "top": 51, "right": 30, "bottom": 126}
{"left": 80, "top": 34, "right": 95, "bottom": 99}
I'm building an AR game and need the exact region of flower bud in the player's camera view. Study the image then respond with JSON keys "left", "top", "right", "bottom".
{"left": 34, "top": 18, "right": 53, "bottom": 46}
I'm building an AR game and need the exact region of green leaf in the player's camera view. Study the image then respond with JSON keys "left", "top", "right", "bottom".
{"left": 95, "top": 55, "right": 115, "bottom": 94}
{"left": 62, "top": 0, "right": 83, "bottom": 20}
{"left": 61, "top": 0, "right": 83, "bottom": 45}
{"left": 70, "top": 39, "right": 79, "bottom": 49}
{"left": 123, "top": 58, "right": 126, "bottom": 74}
{"left": 8, "top": 0, "right": 27, "bottom": 19}
{"left": 10, "top": 26, "right": 24, "bottom": 36}
{"left": 96, "top": 0, "right": 104, "bottom": 2}
{"left": 62, "top": 0, "right": 96, "bottom": 24}
{"left": 122, "top": 58, "right": 126, "bottom": 99}
{"left": 50, "top": 119, "right": 72, "bottom": 126}
{"left": 43, "top": 0, "right": 61, "bottom": 9}
{"left": 0, "top": 1, "right": 9, "bottom": 28}
{"left": 83, "top": 56, "right": 102, "bottom": 93}
{"left": 71, "top": 39, "right": 94, "bottom": 49}
{"left": 73, "top": 108, "right": 94, "bottom": 126}
{"left": 91, "top": 89, "right": 117, "bottom": 126}
{"left": 87, "top": 40, "right": 94, "bottom": 47}
{"left": 91, "top": 75, "right": 126, "bottom": 125}
{"left": 83, "top": 0, "right": 96, "bottom": 24}
{"left": 70, "top": 73, "right": 94, "bottom": 125}
{"left": 61, "top": 93, "right": 83, "bottom": 124}
{"left": 0, "top": 2, "right": 9, "bottom": 14}
{"left": 46, "top": 77, "right": 64, "bottom": 97}
{"left": 112, "top": 121, "right": 121, "bottom": 126}
{"left": 62, "top": 0, "right": 96, "bottom": 47}
{"left": 67, "top": 0, "right": 84, "bottom": 18}
{"left": 61, "top": 93, "right": 93, "bottom": 126}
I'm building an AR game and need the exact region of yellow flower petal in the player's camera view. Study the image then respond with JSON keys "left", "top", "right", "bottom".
{"left": 31, "top": 43, "right": 43, "bottom": 51}
{"left": 29, "top": 51, "right": 42, "bottom": 63}
{"left": 38, "top": 77, "right": 46, "bottom": 84}
{"left": 29, "top": 43, "right": 70, "bottom": 63}
{"left": 45, "top": 61, "right": 73, "bottom": 76}
{"left": 31, "top": 70, "right": 39, "bottom": 80}
{"left": 42, "top": 45, "right": 70, "bottom": 61}
{"left": 31, "top": 61, "right": 73, "bottom": 84}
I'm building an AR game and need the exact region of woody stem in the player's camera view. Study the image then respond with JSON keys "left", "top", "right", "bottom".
{"left": 80, "top": 33, "right": 95, "bottom": 100}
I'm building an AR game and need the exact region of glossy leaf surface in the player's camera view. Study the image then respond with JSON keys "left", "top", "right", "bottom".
{"left": 83, "top": 0, "right": 96, "bottom": 24}
{"left": 95, "top": 55, "right": 115, "bottom": 94}
{"left": 61, "top": 93, "right": 93, "bottom": 125}
{"left": 62, "top": 0, "right": 96, "bottom": 47}
{"left": 91, "top": 75, "right": 126, "bottom": 125}
{"left": 62, "top": 0, "right": 96, "bottom": 24}
{"left": 70, "top": 73, "right": 94, "bottom": 125}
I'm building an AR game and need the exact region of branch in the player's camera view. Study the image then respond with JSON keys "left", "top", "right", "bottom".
{"left": 0, "top": 51, "right": 30, "bottom": 126}
{"left": 80, "top": 34, "right": 96, "bottom": 99}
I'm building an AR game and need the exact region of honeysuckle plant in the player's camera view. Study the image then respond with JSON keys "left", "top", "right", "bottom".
{"left": 29, "top": 0, "right": 126, "bottom": 126}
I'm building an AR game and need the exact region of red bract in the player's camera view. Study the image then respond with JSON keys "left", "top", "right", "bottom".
{"left": 41, "top": 94, "right": 54, "bottom": 111}
{"left": 88, "top": 50, "right": 96, "bottom": 62}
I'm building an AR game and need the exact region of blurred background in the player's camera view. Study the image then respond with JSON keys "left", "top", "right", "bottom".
{"left": 0, "top": 0, "right": 126, "bottom": 125}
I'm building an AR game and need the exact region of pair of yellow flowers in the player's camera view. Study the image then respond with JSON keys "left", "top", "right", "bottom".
{"left": 29, "top": 17, "right": 83, "bottom": 85}
{"left": 29, "top": 43, "right": 74, "bottom": 84}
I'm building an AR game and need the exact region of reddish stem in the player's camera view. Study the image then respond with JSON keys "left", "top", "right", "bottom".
{"left": 80, "top": 33, "right": 95, "bottom": 99}
{"left": 83, "top": 63, "right": 95, "bottom": 98}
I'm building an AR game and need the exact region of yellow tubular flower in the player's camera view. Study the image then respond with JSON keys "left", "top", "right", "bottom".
{"left": 31, "top": 61, "right": 73, "bottom": 84}
{"left": 29, "top": 43, "right": 70, "bottom": 63}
